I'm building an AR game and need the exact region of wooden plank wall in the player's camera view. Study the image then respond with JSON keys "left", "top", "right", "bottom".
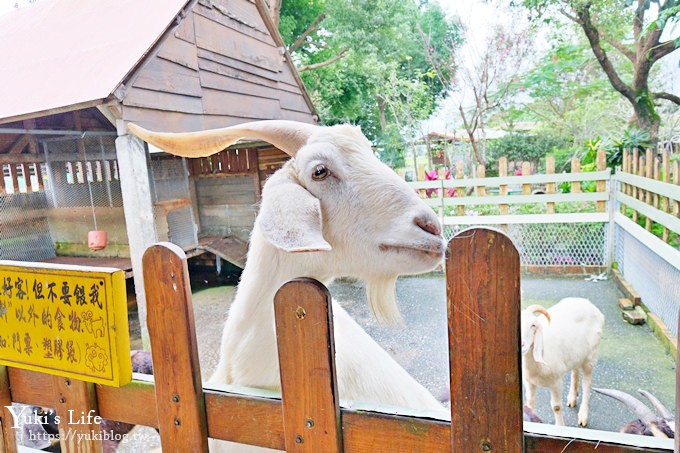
{"left": 192, "top": 145, "right": 289, "bottom": 240}
{"left": 122, "top": 0, "right": 315, "bottom": 132}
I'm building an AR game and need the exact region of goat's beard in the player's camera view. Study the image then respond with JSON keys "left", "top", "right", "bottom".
{"left": 366, "top": 276, "right": 402, "bottom": 325}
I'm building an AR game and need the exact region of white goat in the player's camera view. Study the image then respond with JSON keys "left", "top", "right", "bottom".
{"left": 128, "top": 121, "right": 448, "bottom": 451}
{"left": 520, "top": 298, "right": 605, "bottom": 427}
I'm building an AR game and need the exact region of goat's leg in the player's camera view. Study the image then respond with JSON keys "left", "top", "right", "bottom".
{"left": 524, "top": 380, "right": 537, "bottom": 410}
{"left": 567, "top": 369, "right": 579, "bottom": 407}
{"left": 577, "top": 365, "right": 594, "bottom": 427}
{"left": 548, "top": 380, "right": 565, "bottom": 426}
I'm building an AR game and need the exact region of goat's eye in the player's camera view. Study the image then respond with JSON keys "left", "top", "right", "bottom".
{"left": 312, "top": 164, "right": 329, "bottom": 181}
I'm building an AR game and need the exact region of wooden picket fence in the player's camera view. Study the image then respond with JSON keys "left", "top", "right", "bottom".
{"left": 0, "top": 229, "right": 675, "bottom": 452}
{"left": 411, "top": 151, "right": 611, "bottom": 227}
{"left": 617, "top": 148, "right": 680, "bottom": 245}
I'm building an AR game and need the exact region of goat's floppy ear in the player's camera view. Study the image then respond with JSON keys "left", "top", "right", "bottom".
{"left": 532, "top": 321, "right": 545, "bottom": 364}
{"left": 257, "top": 175, "right": 331, "bottom": 252}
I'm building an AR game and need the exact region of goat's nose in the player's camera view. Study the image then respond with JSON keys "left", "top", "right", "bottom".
{"left": 414, "top": 214, "right": 441, "bottom": 237}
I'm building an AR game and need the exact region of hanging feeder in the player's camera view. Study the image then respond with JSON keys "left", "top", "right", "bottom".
{"left": 88, "top": 229, "right": 108, "bottom": 251}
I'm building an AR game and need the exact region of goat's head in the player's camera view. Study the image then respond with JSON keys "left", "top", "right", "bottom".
{"left": 594, "top": 388, "right": 675, "bottom": 438}
{"left": 127, "top": 121, "right": 445, "bottom": 323}
{"left": 520, "top": 305, "right": 551, "bottom": 364}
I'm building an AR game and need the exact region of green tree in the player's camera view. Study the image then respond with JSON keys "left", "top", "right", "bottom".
{"left": 501, "top": 39, "right": 629, "bottom": 143}
{"left": 276, "top": 0, "right": 462, "bottom": 164}
{"left": 517, "top": 0, "right": 680, "bottom": 142}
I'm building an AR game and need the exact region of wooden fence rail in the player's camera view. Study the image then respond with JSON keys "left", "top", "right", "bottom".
{"left": 0, "top": 230, "right": 675, "bottom": 452}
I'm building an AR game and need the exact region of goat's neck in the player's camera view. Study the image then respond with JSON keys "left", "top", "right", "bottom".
{"left": 225, "top": 232, "right": 331, "bottom": 343}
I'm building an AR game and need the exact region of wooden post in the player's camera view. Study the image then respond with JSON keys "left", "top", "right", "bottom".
{"left": 645, "top": 149, "right": 653, "bottom": 231}
{"left": 275, "top": 280, "right": 342, "bottom": 453}
{"left": 448, "top": 228, "right": 522, "bottom": 452}
{"left": 0, "top": 366, "right": 17, "bottom": 453}
{"left": 499, "top": 157, "right": 509, "bottom": 216}
{"left": 456, "top": 161, "right": 465, "bottom": 216}
{"left": 0, "top": 164, "right": 6, "bottom": 195}
{"left": 521, "top": 162, "right": 531, "bottom": 195}
{"left": 620, "top": 150, "right": 629, "bottom": 215}
{"left": 9, "top": 164, "right": 19, "bottom": 193}
{"left": 571, "top": 158, "right": 581, "bottom": 193}
{"left": 476, "top": 164, "right": 486, "bottom": 197}
{"left": 596, "top": 149, "right": 607, "bottom": 213}
{"left": 673, "top": 160, "right": 679, "bottom": 221}
{"left": 115, "top": 121, "right": 159, "bottom": 347}
{"left": 546, "top": 156, "right": 555, "bottom": 214}
{"left": 632, "top": 149, "right": 639, "bottom": 222}
{"left": 661, "top": 150, "right": 670, "bottom": 242}
{"left": 35, "top": 162, "right": 44, "bottom": 191}
{"left": 53, "top": 377, "right": 103, "bottom": 453}
{"left": 143, "top": 243, "right": 209, "bottom": 453}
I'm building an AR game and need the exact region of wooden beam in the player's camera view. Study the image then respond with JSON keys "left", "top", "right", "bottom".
{"left": 275, "top": 280, "right": 342, "bottom": 452}
{"left": 7, "top": 135, "right": 28, "bottom": 155}
{"left": 7, "top": 367, "right": 670, "bottom": 452}
{"left": 143, "top": 243, "right": 209, "bottom": 452}
{"left": 448, "top": 228, "right": 522, "bottom": 452}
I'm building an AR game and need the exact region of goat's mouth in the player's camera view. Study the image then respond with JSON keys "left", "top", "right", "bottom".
{"left": 379, "top": 243, "right": 444, "bottom": 260}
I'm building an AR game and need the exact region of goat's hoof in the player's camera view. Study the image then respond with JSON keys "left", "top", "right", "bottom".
{"left": 578, "top": 415, "right": 588, "bottom": 427}
{"left": 567, "top": 399, "right": 577, "bottom": 407}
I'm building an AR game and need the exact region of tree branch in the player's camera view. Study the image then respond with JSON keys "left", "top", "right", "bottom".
{"left": 600, "top": 32, "right": 636, "bottom": 62}
{"left": 575, "top": 6, "right": 636, "bottom": 102}
{"left": 298, "top": 48, "right": 348, "bottom": 72}
{"left": 653, "top": 91, "right": 680, "bottom": 105}
{"left": 289, "top": 13, "right": 327, "bottom": 54}
{"left": 648, "top": 39, "right": 679, "bottom": 64}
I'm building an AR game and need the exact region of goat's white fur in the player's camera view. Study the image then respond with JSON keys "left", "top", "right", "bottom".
{"left": 129, "top": 121, "right": 448, "bottom": 452}
{"left": 520, "top": 297, "right": 604, "bottom": 427}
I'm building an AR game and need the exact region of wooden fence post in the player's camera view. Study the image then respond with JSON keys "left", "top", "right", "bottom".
{"left": 53, "top": 376, "right": 103, "bottom": 453}
{"left": 498, "top": 157, "right": 509, "bottom": 216}
{"left": 521, "top": 162, "right": 531, "bottom": 195}
{"left": 0, "top": 366, "right": 17, "bottom": 453}
{"left": 661, "top": 150, "right": 670, "bottom": 242}
{"left": 447, "top": 228, "right": 522, "bottom": 452}
{"left": 476, "top": 164, "right": 486, "bottom": 197}
{"left": 456, "top": 161, "right": 465, "bottom": 216}
{"left": 645, "top": 149, "right": 653, "bottom": 231}
{"left": 571, "top": 158, "right": 581, "bottom": 193}
{"left": 632, "top": 149, "right": 639, "bottom": 222}
{"left": 143, "top": 243, "right": 209, "bottom": 453}
{"left": 597, "top": 149, "right": 607, "bottom": 213}
{"left": 275, "top": 279, "right": 342, "bottom": 453}
{"left": 673, "top": 160, "right": 679, "bottom": 223}
{"left": 546, "top": 156, "right": 555, "bottom": 214}
{"left": 620, "top": 150, "right": 629, "bottom": 215}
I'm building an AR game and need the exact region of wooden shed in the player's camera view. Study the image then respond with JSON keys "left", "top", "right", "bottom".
{"left": 0, "top": 0, "right": 318, "bottom": 343}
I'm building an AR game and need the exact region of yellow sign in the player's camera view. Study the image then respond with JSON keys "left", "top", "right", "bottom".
{"left": 0, "top": 261, "right": 131, "bottom": 387}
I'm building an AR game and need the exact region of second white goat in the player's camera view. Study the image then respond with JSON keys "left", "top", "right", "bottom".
{"left": 521, "top": 297, "right": 605, "bottom": 427}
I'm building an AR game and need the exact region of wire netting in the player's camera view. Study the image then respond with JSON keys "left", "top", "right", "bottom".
{"left": 0, "top": 190, "right": 54, "bottom": 261}
{"left": 444, "top": 222, "right": 608, "bottom": 267}
{"left": 43, "top": 136, "right": 122, "bottom": 210}
{"left": 150, "top": 156, "right": 198, "bottom": 250}
{"left": 615, "top": 224, "right": 680, "bottom": 336}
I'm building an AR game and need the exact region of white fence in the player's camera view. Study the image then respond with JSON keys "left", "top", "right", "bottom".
{"left": 409, "top": 149, "right": 680, "bottom": 333}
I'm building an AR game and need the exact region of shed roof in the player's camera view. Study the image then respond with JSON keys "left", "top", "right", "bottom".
{"left": 0, "top": 0, "right": 187, "bottom": 122}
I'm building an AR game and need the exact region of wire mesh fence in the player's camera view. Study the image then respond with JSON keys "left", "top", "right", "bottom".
{"left": 444, "top": 222, "right": 608, "bottom": 268}
{"left": 615, "top": 224, "right": 680, "bottom": 336}
{"left": 0, "top": 190, "right": 54, "bottom": 261}
{"left": 150, "top": 156, "right": 198, "bottom": 250}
